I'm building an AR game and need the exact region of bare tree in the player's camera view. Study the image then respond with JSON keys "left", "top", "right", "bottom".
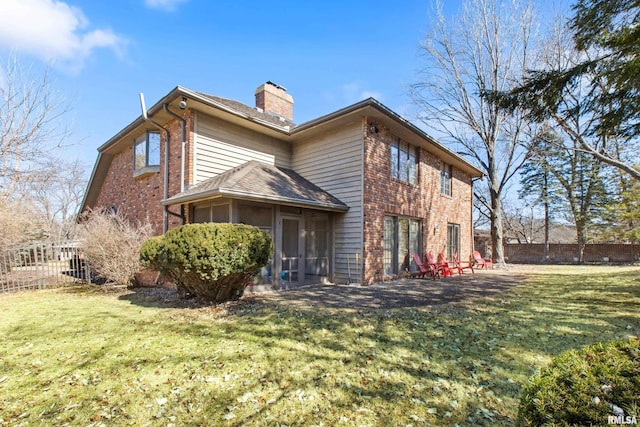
{"left": 502, "top": 199, "right": 542, "bottom": 244}
{"left": 0, "top": 55, "right": 80, "bottom": 246}
{"left": 0, "top": 198, "right": 47, "bottom": 247}
{"left": 411, "top": 0, "right": 538, "bottom": 266}
{"left": 15, "top": 158, "right": 88, "bottom": 241}
{"left": 0, "top": 56, "right": 71, "bottom": 197}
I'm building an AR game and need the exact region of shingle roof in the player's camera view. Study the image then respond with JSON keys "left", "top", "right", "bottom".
{"left": 162, "top": 160, "right": 348, "bottom": 212}
{"left": 195, "top": 91, "right": 294, "bottom": 128}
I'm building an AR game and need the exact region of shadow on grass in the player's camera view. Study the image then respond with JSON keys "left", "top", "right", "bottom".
{"left": 37, "top": 267, "right": 637, "bottom": 426}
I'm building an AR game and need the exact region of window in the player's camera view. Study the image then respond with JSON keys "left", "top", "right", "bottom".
{"left": 134, "top": 131, "right": 160, "bottom": 173}
{"left": 305, "top": 214, "right": 329, "bottom": 278}
{"left": 192, "top": 203, "right": 230, "bottom": 223}
{"left": 390, "top": 139, "right": 418, "bottom": 184}
{"left": 447, "top": 223, "right": 460, "bottom": 261}
{"left": 440, "top": 162, "right": 452, "bottom": 196}
{"left": 383, "top": 215, "right": 421, "bottom": 276}
{"left": 238, "top": 205, "right": 272, "bottom": 228}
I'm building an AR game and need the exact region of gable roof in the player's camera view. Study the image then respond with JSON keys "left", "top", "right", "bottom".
{"left": 81, "top": 85, "right": 484, "bottom": 214}
{"left": 162, "top": 160, "right": 349, "bottom": 212}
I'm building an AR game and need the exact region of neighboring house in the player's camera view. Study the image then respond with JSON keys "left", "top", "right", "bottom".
{"left": 81, "top": 82, "right": 483, "bottom": 289}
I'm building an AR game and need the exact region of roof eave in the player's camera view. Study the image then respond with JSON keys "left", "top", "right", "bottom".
{"left": 78, "top": 152, "right": 114, "bottom": 215}
{"left": 291, "top": 98, "right": 484, "bottom": 178}
{"left": 162, "top": 188, "right": 349, "bottom": 213}
{"left": 97, "top": 86, "right": 292, "bottom": 154}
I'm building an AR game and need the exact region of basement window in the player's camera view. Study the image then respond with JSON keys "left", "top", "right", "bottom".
{"left": 133, "top": 131, "right": 160, "bottom": 178}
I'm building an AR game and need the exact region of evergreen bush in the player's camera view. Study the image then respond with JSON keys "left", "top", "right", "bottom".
{"left": 141, "top": 223, "right": 272, "bottom": 303}
{"left": 517, "top": 338, "right": 639, "bottom": 426}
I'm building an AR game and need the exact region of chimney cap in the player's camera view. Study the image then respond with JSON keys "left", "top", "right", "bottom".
{"left": 266, "top": 80, "right": 287, "bottom": 92}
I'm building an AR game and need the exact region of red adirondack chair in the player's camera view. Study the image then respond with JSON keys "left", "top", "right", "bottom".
{"left": 413, "top": 253, "right": 437, "bottom": 280}
{"left": 472, "top": 251, "right": 493, "bottom": 269}
{"left": 436, "top": 253, "right": 454, "bottom": 277}
{"left": 425, "top": 252, "right": 447, "bottom": 278}
{"left": 451, "top": 252, "right": 474, "bottom": 275}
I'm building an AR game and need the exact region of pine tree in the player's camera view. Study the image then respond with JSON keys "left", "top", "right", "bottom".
{"left": 519, "top": 128, "right": 563, "bottom": 260}
{"left": 489, "top": 0, "right": 640, "bottom": 181}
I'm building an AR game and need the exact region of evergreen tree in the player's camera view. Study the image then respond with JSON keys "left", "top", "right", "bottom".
{"left": 520, "top": 127, "right": 610, "bottom": 261}
{"left": 489, "top": 0, "right": 640, "bottom": 181}
{"left": 518, "top": 128, "right": 564, "bottom": 259}
{"left": 602, "top": 168, "right": 640, "bottom": 242}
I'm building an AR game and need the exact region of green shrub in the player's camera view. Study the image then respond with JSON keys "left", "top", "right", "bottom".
{"left": 140, "top": 223, "right": 273, "bottom": 303}
{"left": 139, "top": 236, "right": 163, "bottom": 265}
{"left": 517, "top": 338, "right": 640, "bottom": 426}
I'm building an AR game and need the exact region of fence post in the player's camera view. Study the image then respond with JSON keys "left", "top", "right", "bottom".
{"left": 41, "top": 243, "right": 48, "bottom": 289}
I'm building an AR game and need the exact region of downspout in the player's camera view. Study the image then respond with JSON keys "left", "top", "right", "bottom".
{"left": 139, "top": 93, "right": 170, "bottom": 233}
{"left": 163, "top": 103, "right": 186, "bottom": 193}
{"left": 164, "top": 102, "right": 188, "bottom": 225}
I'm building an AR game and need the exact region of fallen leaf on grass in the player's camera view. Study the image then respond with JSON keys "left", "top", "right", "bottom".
{"left": 222, "top": 412, "right": 236, "bottom": 420}
{"left": 237, "top": 392, "right": 254, "bottom": 403}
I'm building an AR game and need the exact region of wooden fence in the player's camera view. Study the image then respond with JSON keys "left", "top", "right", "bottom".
{"left": 505, "top": 243, "right": 640, "bottom": 264}
{"left": 1, "top": 241, "right": 91, "bottom": 293}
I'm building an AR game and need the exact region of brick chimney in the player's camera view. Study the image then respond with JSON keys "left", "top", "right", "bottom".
{"left": 255, "top": 81, "right": 293, "bottom": 121}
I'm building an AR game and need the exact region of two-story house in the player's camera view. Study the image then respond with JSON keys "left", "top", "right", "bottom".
{"left": 81, "top": 82, "right": 483, "bottom": 290}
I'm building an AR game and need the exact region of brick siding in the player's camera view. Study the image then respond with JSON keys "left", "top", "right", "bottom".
{"left": 93, "top": 110, "right": 194, "bottom": 235}
{"left": 362, "top": 118, "right": 473, "bottom": 284}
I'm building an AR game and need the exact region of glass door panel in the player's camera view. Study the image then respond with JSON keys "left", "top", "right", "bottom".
{"left": 281, "top": 218, "right": 299, "bottom": 285}
{"left": 305, "top": 215, "right": 328, "bottom": 279}
{"left": 397, "top": 218, "right": 410, "bottom": 273}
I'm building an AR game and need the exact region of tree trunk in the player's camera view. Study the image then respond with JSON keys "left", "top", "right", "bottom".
{"left": 544, "top": 199, "right": 550, "bottom": 262}
{"left": 543, "top": 171, "right": 550, "bottom": 262}
{"left": 490, "top": 187, "right": 506, "bottom": 267}
{"left": 576, "top": 222, "right": 587, "bottom": 264}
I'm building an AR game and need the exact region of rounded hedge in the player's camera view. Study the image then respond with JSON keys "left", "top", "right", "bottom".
{"left": 140, "top": 223, "right": 273, "bottom": 303}
{"left": 517, "top": 338, "right": 639, "bottom": 426}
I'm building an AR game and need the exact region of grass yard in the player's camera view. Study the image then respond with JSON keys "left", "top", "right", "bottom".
{"left": 0, "top": 266, "right": 638, "bottom": 426}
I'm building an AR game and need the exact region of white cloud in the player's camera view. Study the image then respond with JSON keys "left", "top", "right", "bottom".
{"left": 331, "top": 82, "right": 383, "bottom": 104}
{"left": 144, "top": 0, "right": 189, "bottom": 12}
{"left": 0, "top": 0, "right": 126, "bottom": 71}
{"left": 360, "top": 90, "right": 384, "bottom": 100}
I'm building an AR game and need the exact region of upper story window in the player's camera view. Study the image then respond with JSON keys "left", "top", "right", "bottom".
{"left": 440, "top": 161, "right": 452, "bottom": 196}
{"left": 390, "top": 138, "right": 418, "bottom": 185}
{"left": 133, "top": 131, "right": 160, "bottom": 178}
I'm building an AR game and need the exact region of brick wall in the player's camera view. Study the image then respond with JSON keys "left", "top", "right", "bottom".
{"left": 255, "top": 83, "right": 294, "bottom": 121}
{"left": 93, "top": 110, "right": 194, "bottom": 235}
{"left": 362, "top": 118, "right": 473, "bottom": 284}
{"left": 505, "top": 243, "right": 640, "bottom": 263}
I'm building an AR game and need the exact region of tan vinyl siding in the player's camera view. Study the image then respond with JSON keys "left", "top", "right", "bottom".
{"left": 292, "top": 121, "right": 364, "bottom": 284}
{"left": 194, "top": 112, "right": 291, "bottom": 183}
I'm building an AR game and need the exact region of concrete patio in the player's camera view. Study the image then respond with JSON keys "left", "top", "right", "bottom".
{"left": 250, "top": 268, "right": 530, "bottom": 310}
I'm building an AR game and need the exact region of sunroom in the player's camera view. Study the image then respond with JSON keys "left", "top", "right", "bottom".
{"left": 162, "top": 161, "right": 349, "bottom": 291}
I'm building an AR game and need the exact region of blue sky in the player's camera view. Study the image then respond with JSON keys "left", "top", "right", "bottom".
{"left": 0, "top": 0, "right": 467, "bottom": 166}
{"left": 0, "top": 0, "right": 569, "bottom": 172}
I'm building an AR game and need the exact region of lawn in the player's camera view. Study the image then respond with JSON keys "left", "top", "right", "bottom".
{"left": 0, "top": 266, "right": 638, "bottom": 426}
